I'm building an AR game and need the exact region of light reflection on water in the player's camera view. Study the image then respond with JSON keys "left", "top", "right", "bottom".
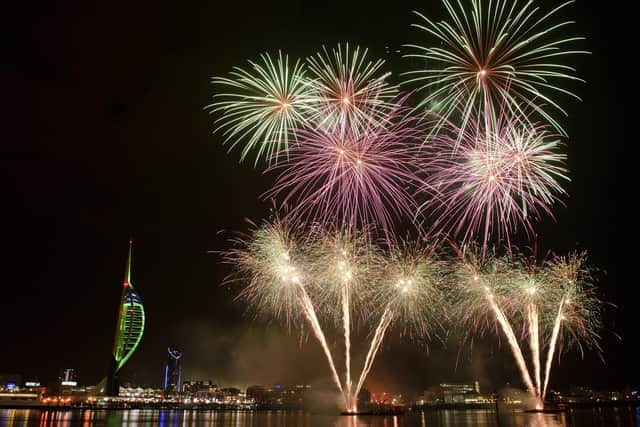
{"left": 0, "top": 407, "right": 638, "bottom": 427}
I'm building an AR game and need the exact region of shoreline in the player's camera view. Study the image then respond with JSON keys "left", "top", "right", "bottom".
{"left": 2, "top": 401, "right": 639, "bottom": 411}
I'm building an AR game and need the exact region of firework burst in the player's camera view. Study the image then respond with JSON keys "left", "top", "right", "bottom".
{"left": 267, "top": 104, "right": 426, "bottom": 238}
{"left": 223, "top": 218, "right": 306, "bottom": 325}
{"left": 421, "top": 109, "right": 569, "bottom": 248}
{"left": 375, "top": 240, "right": 447, "bottom": 338}
{"left": 306, "top": 44, "right": 398, "bottom": 135}
{"left": 309, "top": 228, "right": 376, "bottom": 322}
{"left": 405, "top": 0, "right": 587, "bottom": 135}
{"left": 208, "top": 51, "right": 311, "bottom": 165}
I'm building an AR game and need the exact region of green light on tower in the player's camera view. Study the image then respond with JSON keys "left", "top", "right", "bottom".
{"left": 105, "top": 240, "right": 145, "bottom": 396}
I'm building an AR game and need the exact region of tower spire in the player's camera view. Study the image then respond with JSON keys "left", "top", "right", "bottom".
{"left": 105, "top": 239, "right": 145, "bottom": 396}
{"left": 124, "top": 239, "right": 133, "bottom": 287}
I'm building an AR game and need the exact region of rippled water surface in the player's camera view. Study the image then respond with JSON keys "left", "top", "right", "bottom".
{"left": 1, "top": 407, "right": 639, "bottom": 427}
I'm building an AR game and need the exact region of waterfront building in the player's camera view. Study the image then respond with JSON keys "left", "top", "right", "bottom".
{"left": 0, "top": 374, "right": 22, "bottom": 391}
{"left": 163, "top": 347, "right": 183, "bottom": 394}
{"left": 419, "top": 381, "right": 482, "bottom": 404}
{"left": 59, "top": 369, "right": 77, "bottom": 387}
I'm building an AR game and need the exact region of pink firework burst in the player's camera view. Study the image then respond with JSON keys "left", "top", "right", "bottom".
{"left": 421, "top": 109, "right": 569, "bottom": 248}
{"left": 265, "top": 103, "right": 425, "bottom": 239}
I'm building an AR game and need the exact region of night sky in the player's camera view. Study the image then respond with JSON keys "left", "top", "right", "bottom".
{"left": 2, "top": 0, "right": 631, "bottom": 397}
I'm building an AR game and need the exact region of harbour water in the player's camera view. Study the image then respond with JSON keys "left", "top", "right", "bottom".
{"left": 1, "top": 407, "right": 639, "bottom": 427}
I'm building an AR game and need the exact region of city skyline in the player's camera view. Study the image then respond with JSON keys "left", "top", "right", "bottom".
{"left": 2, "top": 0, "right": 631, "bottom": 399}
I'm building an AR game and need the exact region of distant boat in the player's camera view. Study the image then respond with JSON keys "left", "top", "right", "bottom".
{"left": 0, "top": 393, "right": 41, "bottom": 408}
{"left": 340, "top": 406, "right": 404, "bottom": 416}
{"left": 524, "top": 404, "right": 567, "bottom": 414}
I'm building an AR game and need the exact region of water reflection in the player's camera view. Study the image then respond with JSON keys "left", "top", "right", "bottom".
{"left": 1, "top": 408, "right": 638, "bottom": 427}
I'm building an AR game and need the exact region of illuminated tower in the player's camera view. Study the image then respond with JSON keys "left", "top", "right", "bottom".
{"left": 163, "top": 347, "right": 183, "bottom": 394}
{"left": 105, "top": 240, "right": 146, "bottom": 396}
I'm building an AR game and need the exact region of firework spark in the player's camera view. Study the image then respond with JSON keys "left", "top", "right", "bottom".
{"left": 352, "top": 240, "right": 446, "bottom": 408}
{"left": 451, "top": 246, "right": 537, "bottom": 397}
{"left": 309, "top": 228, "right": 377, "bottom": 407}
{"left": 540, "top": 252, "right": 603, "bottom": 400}
{"left": 405, "top": 0, "right": 587, "bottom": 135}
{"left": 208, "top": 51, "right": 311, "bottom": 165}
{"left": 223, "top": 219, "right": 345, "bottom": 401}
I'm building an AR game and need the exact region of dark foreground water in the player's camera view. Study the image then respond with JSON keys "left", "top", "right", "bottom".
{"left": 1, "top": 407, "right": 639, "bottom": 427}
